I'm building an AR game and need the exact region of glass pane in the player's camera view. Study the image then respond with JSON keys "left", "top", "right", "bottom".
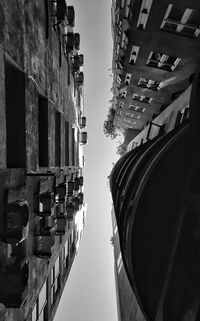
{"left": 51, "top": 286, "right": 54, "bottom": 305}
{"left": 55, "top": 257, "right": 60, "bottom": 277}
{"left": 55, "top": 276, "right": 60, "bottom": 293}
{"left": 166, "top": 56, "right": 176, "bottom": 64}
{"left": 151, "top": 52, "right": 158, "bottom": 61}
{"left": 61, "top": 247, "right": 65, "bottom": 262}
{"left": 51, "top": 268, "right": 54, "bottom": 285}
{"left": 181, "top": 26, "right": 195, "bottom": 37}
{"left": 39, "top": 283, "right": 46, "bottom": 313}
{"left": 65, "top": 240, "right": 68, "bottom": 257}
{"left": 38, "top": 310, "right": 44, "bottom": 321}
{"left": 187, "top": 11, "right": 200, "bottom": 27}
{"left": 32, "top": 303, "right": 37, "bottom": 321}
{"left": 163, "top": 21, "right": 178, "bottom": 31}
{"left": 168, "top": 5, "right": 185, "bottom": 21}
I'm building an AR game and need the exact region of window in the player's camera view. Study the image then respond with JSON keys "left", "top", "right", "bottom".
{"left": 51, "top": 0, "right": 67, "bottom": 28}
{"left": 115, "top": 44, "right": 120, "bottom": 56}
{"left": 160, "top": 4, "right": 200, "bottom": 38}
{"left": 124, "top": 73, "right": 132, "bottom": 85}
{"left": 117, "top": 20, "right": 122, "bottom": 35}
{"left": 114, "top": 60, "right": 123, "bottom": 74}
{"left": 55, "top": 111, "right": 61, "bottom": 167}
{"left": 116, "top": 58, "right": 124, "bottom": 71}
{"left": 38, "top": 96, "right": 49, "bottom": 167}
{"left": 129, "top": 105, "right": 146, "bottom": 113}
{"left": 61, "top": 246, "right": 66, "bottom": 272}
{"left": 51, "top": 257, "right": 60, "bottom": 306}
{"left": 121, "top": 32, "right": 128, "bottom": 50}
{"left": 129, "top": 45, "right": 140, "bottom": 65}
{"left": 60, "top": 240, "right": 70, "bottom": 274}
{"left": 123, "top": 118, "right": 136, "bottom": 124}
{"left": 117, "top": 253, "right": 122, "bottom": 268}
{"left": 5, "top": 59, "right": 26, "bottom": 168}
{"left": 125, "top": 0, "right": 132, "bottom": 18}
{"left": 132, "top": 94, "right": 152, "bottom": 103}
{"left": 65, "top": 121, "right": 69, "bottom": 166}
{"left": 117, "top": 74, "right": 121, "bottom": 85}
{"left": 138, "top": 77, "right": 163, "bottom": 91}
{"left": 121, "top": 90, "right": 127, "bottom": 98}
{"left": 65, "top": 240, "right": 70, "bottom": 268}
{"left": 125, "top": 112, "right": 141, "bottom": 119}
{"left": 32, "top": 283, "right": 47, "bottom": 321}
{"left": 119, "top": 102, "right": 124, "bottom": 108}
{"left": 137, "top": 0, "right": 153, "bottom": 30}
{"left": 146, "top": 51, "right": 181, "bottom": 71}
{"left": 120, "top": 0, "right": 125, "bottom": 9}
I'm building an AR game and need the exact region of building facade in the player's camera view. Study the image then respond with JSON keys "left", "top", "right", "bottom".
{"left": 111, "top": 207, "right": 145, "bottom": 321}
{"left": 110, "top": 1, "right": 200, "bottom": 321}
{"left": 0, "top": 1, "right": 87, "bottom": 320}
{"left": 110, "top": 0, "right": 200, "bottom": 136}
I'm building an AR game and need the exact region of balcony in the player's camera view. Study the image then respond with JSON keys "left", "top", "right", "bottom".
{"left": 2, "top": 200, "right": 29, "bottom": 244}
{"left": 56, "top": 183, "right": 66, "bottom": 202}
{"left": 66, "top": 203, "right": 76, "bottom": 220}
{"left": 55, "top": 213, "right": 67, "bottom": 235}
{"left": 75, "top": 72, "right": 84, "bottom": 86}
{"left": 79, "top": 176, "right": 84, "bottom": 186}
{"left": 110, "top": 120, "right": 200, "bottom": 321}
{"left": 52, "top": 0, "right": 67, "bottom": 25}
{"left": 73, "top": 196, "right": 80, "bottom": 211}
{"left": 78, "top": 192, "right": 84, "bottom": 204}
{"left": 35, "top": 234, "right": 55, "bottom": 258}
{"left": 74, "top": 33, "right": 80, "bottom": 50}
{"left": 64, "top": 32, "right": 74, "bottom": 54}
{"left": 67, "top": 180, "right": 74, "bottom": 196}
{"left": 79, "top": 131, "right": 88, "bottom": 144}
{"left": 72, "top": 54, "right": 84, "bottom": 73}
{"left": 67, "top": 6, "right": 75, "bottom": 27}
{"left": 79, "top": 116, "right": 86, "bottom": 129}
{"left": 35, "top": 217, "right": 56, "bottom": 258}
{"left": 39, "top": 192, "right": 54, "bottom": 216}
{"left": 0, "top": 259, "right": 29, "bottom": 307}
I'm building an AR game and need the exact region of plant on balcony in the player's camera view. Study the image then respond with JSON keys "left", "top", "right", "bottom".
{"left": 116, "top": 142, "right": 127, "bottom": 156}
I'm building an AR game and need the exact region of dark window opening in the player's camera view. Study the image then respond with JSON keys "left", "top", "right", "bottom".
{"left": 65, "top": 121, "right": 69, "bottom": 166}
{"left": 5, "top": 60, "right": 26, "bottom": 168}
{"left": 50, "top": 261, "right": 60, "bottom": 307}
{"left": 160, "top": 5, "right": 200, "bottom": 38}
{"left": 44, "top": 0, "right": 49, "bottom": 39}
{"left": 55, "top": 111, "right": 61, "bottom": 167}
{"left": 132, "top": 94, "right": 152, "bottom": 104}
{"left": 129, "top": 105, "right": 146, "bottom": 113}
{"left": 71, "top": 128, "right": 75, "bottom": 166}
{"left": 138, "top": 77, "right": 162, "bottom": 91}
{"left": 146, "top": 51, "right": 180, "bottom": 71}
{"left": 76, "top": 130, "right": 79, "bottom": 166}
{"left": 38, "top": 96, "right": 49, "bottom": 167}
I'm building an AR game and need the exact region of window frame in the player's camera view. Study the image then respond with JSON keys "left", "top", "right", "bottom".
{"left": 129, "top": 45, "right": 140, "bottom": 65}
{"left": 160, "top": 4, "right": 200, "bottom": 38}
{"left": 32, "top": 283, "right": 47, "bottom": 321}
{"left": 123, "top": 118, "right": 136, "bottom": 124}
{"left": 129, "top": 105, "right": 146, "bottom": 113}
{"left": 124, "top": 73, "right": 132, "bottom": 85}
{"left": 146, "top": 51, "right": 181, "bottom": 71}
{"left": 138, "top": 77, "right": 162, "bottom": 91}
{"left": 125, "top": 112, "right": 141, "bottom": 119}
{"left": 50, "top": 258, "right": 61, "bottom": 307}
{"left": 132, "top": 93, "right": 152, "bottom": 104}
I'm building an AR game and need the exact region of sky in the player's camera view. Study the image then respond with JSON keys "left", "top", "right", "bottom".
{"left": 54, "top": 1, "right": 120, "bottom": 321}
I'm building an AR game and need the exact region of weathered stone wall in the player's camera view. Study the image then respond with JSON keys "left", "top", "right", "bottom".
{"left": 0, "top": 1, "right": 84, "bottom": 320}
{"left": 0, "top": 0, "right": 78, "bottom": 170}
